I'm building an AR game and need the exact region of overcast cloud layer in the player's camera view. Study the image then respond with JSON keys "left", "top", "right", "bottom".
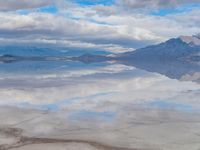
{"left": 0, "top": 0, "right": 54, "bottom": 11}
{"left": 0, "top": 0, "right": 199, "bottom": 53}
{"left": 116, "top": 0, "right": 200, "bottom": 9}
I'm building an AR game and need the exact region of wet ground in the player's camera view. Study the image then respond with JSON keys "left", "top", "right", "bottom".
{"left": 0, "top": 60, "right": 200, "bottom": 150}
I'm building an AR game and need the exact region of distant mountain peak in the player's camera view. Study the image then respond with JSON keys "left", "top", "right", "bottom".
{"left": 179, "top": 34, "right": 200, "bottom": 46}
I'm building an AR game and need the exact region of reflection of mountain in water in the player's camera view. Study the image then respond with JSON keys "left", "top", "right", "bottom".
{"left": 119, "top": 58, "right": 200, "bottom": 81}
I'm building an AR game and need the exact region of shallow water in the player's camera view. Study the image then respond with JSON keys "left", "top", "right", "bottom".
{"left": 1, "top": 59, "right": 200, "bottom": 150}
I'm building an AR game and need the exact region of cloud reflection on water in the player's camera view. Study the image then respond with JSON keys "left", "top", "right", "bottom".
{"left": 0, "top": 60, "right": 200, "bottom": 149}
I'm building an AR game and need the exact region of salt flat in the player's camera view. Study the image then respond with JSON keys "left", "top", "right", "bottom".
{"left": 0, "top": 60, "right": 200, "bottom": 150}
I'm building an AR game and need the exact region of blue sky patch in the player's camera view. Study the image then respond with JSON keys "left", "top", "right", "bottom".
{"left": 74, "top": 0, "right": 114, "bottom": 6}
{"left": 37, "top": 5, "right": 58, "bottom": 14}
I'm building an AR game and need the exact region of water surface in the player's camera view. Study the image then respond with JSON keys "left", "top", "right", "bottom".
{"left": 0, "top": 58, "right": 200, "bottom": 150}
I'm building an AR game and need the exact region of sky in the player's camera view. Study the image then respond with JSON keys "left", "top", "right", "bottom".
{"left": 0, "top": 0, "right": 200, "bottom": 53}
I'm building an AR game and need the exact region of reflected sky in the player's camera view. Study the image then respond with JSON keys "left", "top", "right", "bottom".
{"left": 1, "top": 59, "right": 200, "bottom": 150}
{"left": 0, "top": 60, "right": 200, "bottom": 112}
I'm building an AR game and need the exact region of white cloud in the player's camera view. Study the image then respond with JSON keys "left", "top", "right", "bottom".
{"left": 0, "top": 12, "right": 158, "bottom": 52}
{"left": 0, "top": 0, "right": 54, "bottom": 11}
{"left": 116, "top": 0, "right": 200, "bottom": 9}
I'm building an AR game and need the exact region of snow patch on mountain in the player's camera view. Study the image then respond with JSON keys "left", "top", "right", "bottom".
{"left": 180, "top": 34, "right": 200, "bottom": 46}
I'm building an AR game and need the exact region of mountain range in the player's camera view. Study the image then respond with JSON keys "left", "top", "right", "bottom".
{"left": 118, "top": 34, "right": 200, "bottom": 61}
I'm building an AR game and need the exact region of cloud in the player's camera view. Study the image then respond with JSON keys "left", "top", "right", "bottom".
{"left": 0, "top": 0, "right": 199, "bottom": 53}
{"left": 116, "top": 0, "right": 200, "bottom": 9}
{"left": 0, "top": 0, "right": 54, "bottom": 11}
{"left": 0, "top": 11, "right": 160, "bottom": 52}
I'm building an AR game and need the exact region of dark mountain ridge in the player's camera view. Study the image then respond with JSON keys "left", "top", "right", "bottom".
{"left": 119, "top": 36, "right": 200, "bottom": 61}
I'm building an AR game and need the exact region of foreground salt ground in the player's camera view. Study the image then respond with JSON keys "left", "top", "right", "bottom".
{"left": 1, "top": 62, "right": 200, "bottom": 150}
{"left": 1, "top": 107, "right": 200, "bottom": 150}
